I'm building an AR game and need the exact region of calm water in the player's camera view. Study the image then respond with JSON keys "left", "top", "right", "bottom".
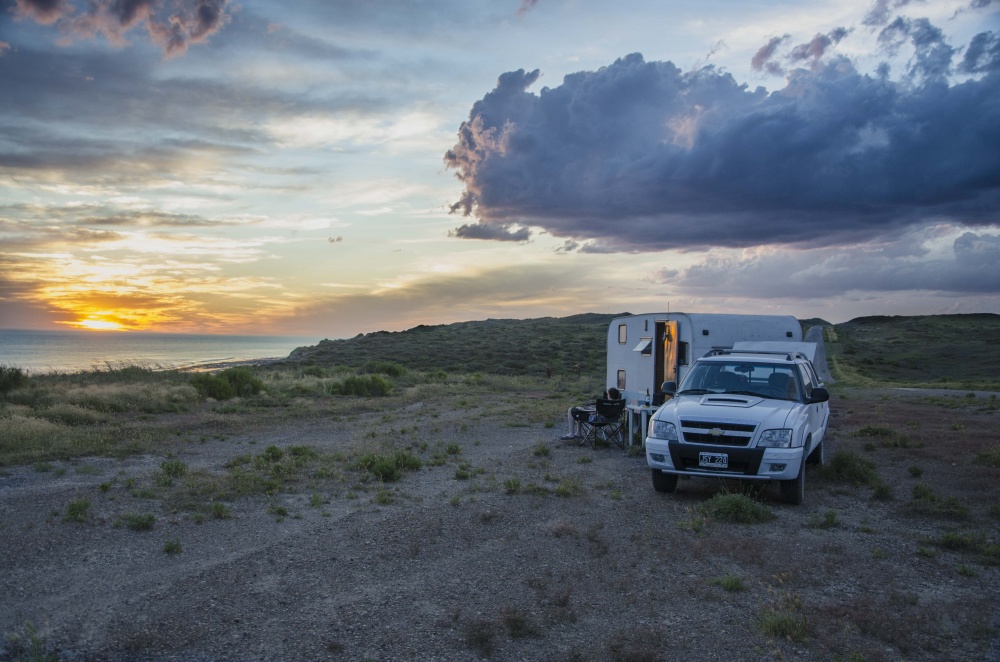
{"left": 0, "top": 329, "right": 321, "bottom": 374}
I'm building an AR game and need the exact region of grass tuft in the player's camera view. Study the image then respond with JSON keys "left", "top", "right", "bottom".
{"left": 116, "top": 512, "right": 156, "bottom": 531}
{"left": 712, "top": 573, "right": 746, "bottom": 592}
{"left": 699, "top": 493, "right": 775, "bottom": 524}
{"left": 63, "top": 498, "right": 90, "bottom": 523}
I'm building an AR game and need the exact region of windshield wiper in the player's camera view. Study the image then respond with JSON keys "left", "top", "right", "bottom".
{"left": 677, "top": 389, "right": 711, "bottom": 395}
{"left": 727, "top": 390, "right": 767, "bottom": 398}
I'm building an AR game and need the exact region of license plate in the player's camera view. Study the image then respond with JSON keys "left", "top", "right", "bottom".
{"left": 699, "top": 452, "right": 728, "bottom": 469}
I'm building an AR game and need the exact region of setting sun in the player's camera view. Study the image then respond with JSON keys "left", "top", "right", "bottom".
{"left": 73, "top": 318, "right": 125, "bottom": 331}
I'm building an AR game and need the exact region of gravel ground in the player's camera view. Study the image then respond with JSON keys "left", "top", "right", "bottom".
{"left": 1, "top": 389, "right": 998, "bottom": 661}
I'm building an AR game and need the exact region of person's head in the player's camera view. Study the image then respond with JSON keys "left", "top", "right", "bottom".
{"left": 607, "top": 387, "right": 621, "bottom": 400}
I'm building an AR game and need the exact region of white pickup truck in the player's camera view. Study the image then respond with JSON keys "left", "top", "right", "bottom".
{"left": 644, "top": 343, "right": 830, "bottom": 504}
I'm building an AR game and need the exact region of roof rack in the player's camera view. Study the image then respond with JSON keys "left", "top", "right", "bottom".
{"left": 706, "top": 348, "right": 809, "bottom": 362}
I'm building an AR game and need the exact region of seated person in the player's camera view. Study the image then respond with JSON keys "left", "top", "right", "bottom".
{"left": 561, "top": 387, "right": 621, "bottom": 439}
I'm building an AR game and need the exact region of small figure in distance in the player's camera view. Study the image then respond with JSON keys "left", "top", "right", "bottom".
{"left": 561, "top": 387, "right": 621, "bottom": 439}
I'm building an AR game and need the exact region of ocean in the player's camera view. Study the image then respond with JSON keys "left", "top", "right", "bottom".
{"left": 0, "top": 329, "right": 321, "bottom": 374}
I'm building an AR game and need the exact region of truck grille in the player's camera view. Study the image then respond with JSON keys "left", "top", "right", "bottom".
{"left": 679, "top": 419, "right": 756, "bottom": 447}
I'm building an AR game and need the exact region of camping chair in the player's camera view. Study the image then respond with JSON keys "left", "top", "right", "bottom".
{"left": 571, "top": 406, "right": 595, "bottom": 442}
{"left": 583, "top": 398, "right": 627, "bottom": 449}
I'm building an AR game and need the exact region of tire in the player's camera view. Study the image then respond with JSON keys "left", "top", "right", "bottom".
{"left": 806, "top": 439, "right": 824, "bottom": 466}
{"left": 652, "top": 469, "right": 678, "bottom": 493}
{"left": 780, "top": 457, "right": 805, "bottom": 505}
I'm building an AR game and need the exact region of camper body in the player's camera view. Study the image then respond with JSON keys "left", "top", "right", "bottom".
{"left": 606, "top": 313, "right": 802, "bottom": 405}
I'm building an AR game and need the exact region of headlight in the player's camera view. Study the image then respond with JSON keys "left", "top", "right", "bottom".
{"left": 758, "top": 428, "right": 792, "bottom": 447}
{"left": 649, "top": 419, "right": 678, "bottom": 441}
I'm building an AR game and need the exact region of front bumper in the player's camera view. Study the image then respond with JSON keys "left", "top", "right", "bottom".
{"left": 645, "top": 438, "right": 804, "bottom": 481}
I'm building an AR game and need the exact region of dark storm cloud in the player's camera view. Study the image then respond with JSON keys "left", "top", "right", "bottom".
{"left": 445, "top": 35, "right": 1000, "bottom": 252}
{"left": 11, "top": 0, "right": 231, "bottom": 56}
{"left": 449, "top": 222, "right": 530, "bottom": 242}
{"left": 961, "top": 31, "right": 1000, "bottom": 73}
{"left": 878, "top": 17, "right": 956, "bottom": 80}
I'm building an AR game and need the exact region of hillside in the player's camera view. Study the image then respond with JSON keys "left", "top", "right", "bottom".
{"left": 288, "top": 312, "right": 1000, "bottom": 389}
{"left": 289, "top": 313, "right": 622, "bottom": 378}
{"left": 826, "top": 313, "right": 1000, "bottom": 387}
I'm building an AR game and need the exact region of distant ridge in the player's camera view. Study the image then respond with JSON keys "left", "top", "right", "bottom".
{"left": 288, "top": 312, "right": 999, "bottom": 387}
{"left": 290, "top": 313, "right": 626, "bottom": 377}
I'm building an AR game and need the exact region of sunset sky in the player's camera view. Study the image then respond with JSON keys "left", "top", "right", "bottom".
{"left": 1, "top": 0, "right": 997, "bottom": 337}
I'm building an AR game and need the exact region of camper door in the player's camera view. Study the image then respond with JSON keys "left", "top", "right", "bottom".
{"left": 654, "top": 321, "right": 679, "bottom": 389}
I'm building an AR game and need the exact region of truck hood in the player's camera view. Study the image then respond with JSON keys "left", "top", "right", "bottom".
{"left": 657, "top": 394, "right": 796, "bottom": 430}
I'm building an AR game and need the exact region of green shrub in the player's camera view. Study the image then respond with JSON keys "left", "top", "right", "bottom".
{"left": 806, "top": 509, "right": 840, "bottom": 528}
{"left": 822, "top": 451, "right": 878, "bottom": 486}
{"left": 219, "top": 367, "right": 264, "bottom": 397}
{"left": 160, "top": 459, "right": 188, "bottom": 477}
{"left": 852, "top": 425, "right": 895, "bottom": 438}
{"left": 190, "top": 374, "right": 236, "bottom": 400}
{"left": 36, "top": 403, "right": 105, "bottom": 426}
{"left": 976, "top": 446, "right": 1000, "bottom": 468}
{"left": 117, "top": 512, "right": 156, "bottom": 531}
{"left": 355, "top": 450, "right": 422, "bottom": 482}
{"left": 63, "top": 498, "right": 91, "bottom": 523}
{"left": 503, "top": 478, "right": 522, "bottom": 494}
{"left": 362, "top": 361, "right": 407, "bottom": 377}
{"left": 871, "top": 481, "right": 894, "bottom": 501}
{"left": 700, "top": 494, "right": 776, "bottom": 524}
{"left": 712, "top": 574, "right": 746, "bottom": 592}
{"left": 756, "top": 591, "right": 808, "bottom": 642}
{"left": 261, "top": 445, "right": 284, "bottom": 462}
{"left": 330, "top": 375, "right": 393, "bottom": 397}
{"left": 0, "top": 365, "right": 26, "bottom": 398}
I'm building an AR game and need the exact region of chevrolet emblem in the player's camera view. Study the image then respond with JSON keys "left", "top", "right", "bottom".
{"left": 709, "top": 428, "right": 724, "bottom": 436}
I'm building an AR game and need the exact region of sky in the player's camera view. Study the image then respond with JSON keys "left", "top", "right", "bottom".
{"left": 0, "top": 0, "right": 998, "bottom": 337}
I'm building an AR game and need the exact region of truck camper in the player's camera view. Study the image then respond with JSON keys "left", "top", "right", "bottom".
{"left": 606, "top": 313, "right": 802, "bottom": 406}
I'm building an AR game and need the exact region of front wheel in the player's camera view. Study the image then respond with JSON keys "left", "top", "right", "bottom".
{"left": 652, "top": 469, "right": 678, "bottom": 493}
{"left": 780, "top": 458, "right": 805, "bottom": 505}
{"left": 806, "top": 439, "right": 824, "bottom": 466}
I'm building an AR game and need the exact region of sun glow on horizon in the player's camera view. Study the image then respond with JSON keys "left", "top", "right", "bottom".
{"left": 71, "top": 318, "right": 126, "bottom": 331}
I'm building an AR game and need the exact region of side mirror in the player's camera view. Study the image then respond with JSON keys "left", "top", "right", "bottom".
{"left": 808, "top": 387, "right": 830, "bottom": 404}
{"left": 660, "top": 381, "right": 677, "bottom": 396}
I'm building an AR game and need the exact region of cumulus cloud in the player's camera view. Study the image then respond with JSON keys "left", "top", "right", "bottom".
{"left": 11, "top": 0, "right": 232, "bottom": 56}
{"left": 445, "top": 20, "right": 1000, "bottom": 252}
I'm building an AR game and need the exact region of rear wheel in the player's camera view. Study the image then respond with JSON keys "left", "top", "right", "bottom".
{"left": 780, "top": 457, "right": 806, "bottom": 505}
{"left": 652, "top": 469, "right": 678, "bottom": 493}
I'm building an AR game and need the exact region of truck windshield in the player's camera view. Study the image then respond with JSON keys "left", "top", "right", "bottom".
{"left": 677, "top": 361, "right": 802, "bottom": 401}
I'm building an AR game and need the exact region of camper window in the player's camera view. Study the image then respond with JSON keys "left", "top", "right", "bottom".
{"left": 633, "top": 338, "right": 652, "bottom": 355}
{"left": 617, "top": 370, "right": 626, "bottom": 390}
{"left": 618, "top": 324, "right": 627, "bottom": 344}
{"left": 678, "top": 342, "right": 688, "bottom": 366}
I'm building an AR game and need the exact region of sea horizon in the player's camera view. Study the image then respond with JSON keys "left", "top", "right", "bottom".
{"left": 0, "top": 329, "right": 322, "bottom": 374}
